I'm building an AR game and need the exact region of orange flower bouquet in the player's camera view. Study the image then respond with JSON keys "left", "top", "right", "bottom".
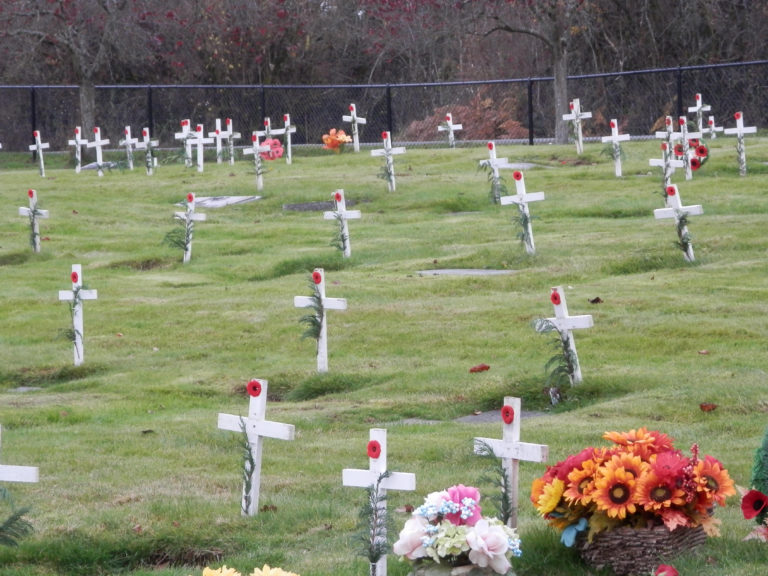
{"left": 322, "top": 128, "right": 352, "bottom": 152}
{"left": 531, "top": 428, "right": 735, "bottom": 547}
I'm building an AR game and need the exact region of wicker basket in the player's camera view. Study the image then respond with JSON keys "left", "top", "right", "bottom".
{"left": 576, "top": 524, "right": 707, "bottom": 576}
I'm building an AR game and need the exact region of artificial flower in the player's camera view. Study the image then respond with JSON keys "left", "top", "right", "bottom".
{"left": 322, "top": 128, "right": 351, "bottom": 152}
{"left": 248, "top": 565, "right": 300, "bottom": 576}
{"left": 694, "top": 455, "right": 736, "bottom": 507}
{"left": 592, "top": 464, "right": 638, "bottom": 519}
{"left": 741, "top": 489, "right": 768, "bottom": 520}
{"left": 654, "top": 564, "right": 678, "bottom": 576}
{"left": 466, "top": 519, "right": 512, "bottom": 574}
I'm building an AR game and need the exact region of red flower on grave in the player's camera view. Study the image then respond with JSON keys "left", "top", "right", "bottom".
{"left": 381, "top": 131, "right": 388, "bottom": 140}
{"left": 550, "top": 290, "right": 561, "bottom": 306}
{"left": 226, "top": 118, "right": 232, "bottom": 125}
{"left": 124, "top": 128, "right": 129, "bottom": 135}
{"left": 349, "top": 104, "right": 355, "bottom": 112}
{"left": 665, "top": 117, "right": 672, "bottom": 126}
{"left": 666, "top": 186, "right": 676, "bottom": 196}
{"left": 469, "top": 363, "right": 490, "bottom": 373}
{"left": 367, "top": 440, "right": 381, "bottom": 459}
{"left": 260, "top": 138, "right": 283, "bottom": 160}
{"left": 695, "top": 93, "right": 701, "bottom": 101}
{"left": 28, "top": 189, "right": 34, "bottom": 199}
{"left": 187, "top": 193, "right": 195, "bottom": 203}
{"left": 661, "top": 142, "right": 668, "bottom": 151}
{"left": 678, "top": 117, "right": 685, "bottom": 126}
{"left": 673, "top": 143, "right": 684, "bottom": 157}
{"left": 215, "top": 129, "right": 220, "bottom": 135}
{"left": 501, "top": 404, "right": 515, "bottom": 425}
{"left": 181, "top": 119, "right": 188, "bottom": 126}
{"left": 71, "top": 271, "right": 79, "bottom": 284}
{"left": 513, "top": 171, "right": 523, "bottom": 181}
{"left": 655, "top": 565, "right": 678, "bottom": 576}
{"left": 264, "top": 119, "right": 270, "bottom": 126}
{"left": 334, "top": 191, "right": 342, "bottom": 203}
{"left": 569, "top": 101, "right": 574, "bottom": 110}
{"left": 690, "top": 157, "right": 701, "bottom": 171}
{"left": 312, "top": 270, "right": 323, "bottom": 285}
{"left": 734, "top": 111, "right": 742, "bottom": 120}
{"left": 246, "top": 379, "right": 262, "bottom": 397}
{"left": 741, "top": 489, "right": 768, "bottom": 519}
{"left": 196, "top": 125, "right": 202, "bottom": 132}
{"left": 688, "top": 138, "right": 700, "bottom": 148}
{"left": 708, "top": 118, "right": 714, "bottom": 126}
{"left": 445, "top": 114, "right": 451, "bottom": 122}
{"left": 251, "top": 134, "right": 258, "bottom": 143}
{"left": 75, "top": 127, "right": 80, "bottom": 135}
{"left": 283, "top": 114, "right": 289, "bottom": 123}
{"left": 487, "top": 142, "right": 494, "bottom": 151}
{"left": 33, "top": 130, "right": 39, "bottom": 138}
{"left": 696, "top": 145, "right": 708, "bottom": 158}
{"left": 142, "top": 129, "right": 148, "bottom": 137}
{"left": 610, "top": 120, "right": 616, "bottom": 129}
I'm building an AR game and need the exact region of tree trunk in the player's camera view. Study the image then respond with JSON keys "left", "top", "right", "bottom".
{"left": 79, "top": 83, "right": 97, "bottom": 136}
{"left": 553, "top": 45, "right": 569, "bottom": 144}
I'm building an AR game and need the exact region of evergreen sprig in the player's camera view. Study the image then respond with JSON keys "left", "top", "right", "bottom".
{"left": 331, "top": 213, "right": 349, "bottom": 253}
{"left": 674, "top": 211, "right": 693, "bottom": 256}
{"left": 354, "top": 471, "right": 392, "bottom": 573}
{"left": 533, "top": 317, "right": 579, "bottom": 393}
{"left": 750, "top": 426, "right": 768, "bottom": 525}
{"left": 511, "top": 207, "right": 532, "bottom": 248}
{"left": 239, "top": 418, "right": 256, "bottom": 515}
{"left": 26, "top": 205, "right": 45, "bottom": 249}
{"left": 0, "top": 488, "right": 33, "bottom": 547}
{"left": 479, "top": 163, "right": 506, "bottom": 204}
{"left": 298, "top": 279, "right": 323, "bottom": 341}
{"left": 474, "top": 440, "right": 514, "bottom": 526}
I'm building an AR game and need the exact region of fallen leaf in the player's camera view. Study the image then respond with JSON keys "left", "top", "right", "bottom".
{"left": 116, "top": 333, "right": 123, "bottom": 337}
{"left": 72, "top": 210, "right": 79, "bottom": 214}
{"left": 132, "top": 524, "right": 143, "bottom": 534}
{"left": 473, "top": 410, "right": 482, "bottom": 415}
{"left": 700, "top": 403, "right": 718, "bottom": 412}
{"left": 469, "top": 363, "right": 490, "bottom": 373}
{"left": 588, "top": 297, "right": 603, "bottom": 304}
{"left": 698, "top": 350, "right": 710, "bottom": 355}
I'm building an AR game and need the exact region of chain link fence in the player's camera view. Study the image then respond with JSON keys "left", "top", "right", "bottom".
{"left": 0, "top": 60, "right": 766, "bottom": 152}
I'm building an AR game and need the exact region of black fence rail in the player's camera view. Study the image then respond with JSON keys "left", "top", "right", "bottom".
{"left": 0, "top": 60, "right": 766, "bottom": 153}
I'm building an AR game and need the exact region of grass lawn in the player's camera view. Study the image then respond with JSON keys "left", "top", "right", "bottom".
{"left": 1, "top": 135, "right": 767, "bottom": 576}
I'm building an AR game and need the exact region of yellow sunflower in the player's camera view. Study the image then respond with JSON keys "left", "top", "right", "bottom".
{"left": 636, "top": 469, "right": 687, "bottom": 511}
{"left": 603, "top": 427, "right": 674, "bottom": 459}
{"left": 564, "top": 458, "right": 599, "bottom": 505}
{"left": 593, "top": 464, "right": 638, "bottom": 519}
{"left": 693, "top": 455, "right": 735, "bottom": 507}
{"left": 535, "top": 477, "right": 565, "bottom": 515}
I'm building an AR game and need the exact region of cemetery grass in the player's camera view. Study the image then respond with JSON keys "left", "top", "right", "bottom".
{"left": 0, "top": 139, "right": 767, "bottom": 576}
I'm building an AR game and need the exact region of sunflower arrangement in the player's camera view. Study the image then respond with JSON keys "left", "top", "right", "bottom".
{"left": 531, "top": 428, "right": 735, "bottom": 547}
{"left": 191, "top": 566, "right": 299, "bottom": 576}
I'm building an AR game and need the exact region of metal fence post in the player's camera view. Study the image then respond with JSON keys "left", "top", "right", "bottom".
{"left": 527, "top": 78, "right": 534, "bottom": 146}
{"left": 676, "top": 66, "right": 684, "bottom": 118}
{"left": 386, "top": 84, "right": 393, "bottom": 134}
{"left": 30, "top": 86, "right": 37, "bottom": 159}
{"left": 147, "top": 85, "right": 154, "bottom": 134}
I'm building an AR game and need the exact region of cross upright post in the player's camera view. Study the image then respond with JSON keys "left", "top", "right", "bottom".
{"left": 499, "top": 171, "right": 545, "bottom": 255}
{"left": 119, "top": 126, "right": 139, "bottom": 170}
{"left": 190, "top": 124, "right": 214, "bottom": 172}
{"left": 342, "top": 103, "right": 367, "bottom": 153}
{"left": 474, "top": 397, "right": 548, "bottom": 529}
{"left": 281, "top": 114, "right": 297, "bottom": 164}
{"left": 242, "top": 132, "right": 271, "bottom": 191}
{"left": 703, "top": 115, "right": 723, "bottom": 140}
{"left": 135, "top": 127, "right": 160, "bottom": 175}
{"left": 323, "top": 189, "right": 362, "bottom": 258}
{"left": 654, "top": 184, "right": 703, "bottom": 262}
{"left": 561, "top": 98, "right": 592, "bottom": 155}
{"left": 480, "top": 141, "right": 516, "bottom": 204}
{"left": 371, "top": 132, "right": 406, "bottom": 192}
{"left": 438, "top": 112, "right": 463, "bottom": 148}
{"left": 29, "top": 130, "right": 50, "bottom": 177}
{"left": 343, "top": 428, "right": 416, "bottom": 576}
{"left": 724, "top": 111, "right": 757, "bottom": 176}
{"left": 19, "top": 189, "right": 49, "bottom": 253}
{"left": 294, "top": 268, "right": 347, "bottom": 373}
{"left": 174, "top": 119, "right": 194, "bottom": 167}
{"left": 218, "top": 379, "right": 295, "bottom": 516}
{"left": 58, "top": 264, "right": 98, "bottom": 366}
{"left": 600, "top": 119, "right": 630, "bottom": 177}
{"left": 670, "top": 117, "right": 702, "bottom": 181}
{"left": 68, "top": 126, "right": 88, "bottom": 173}
{"left": 174, "top": 193, "right": 207, "bottom": 263}
{"left": 687, "top": 93, "right": 711, "bottom": 134}
{"left": 86, "top": 126, "right": 111, "bottom": 177}
{"left": 649, "top": 142, "right": 685, "bottom": 188}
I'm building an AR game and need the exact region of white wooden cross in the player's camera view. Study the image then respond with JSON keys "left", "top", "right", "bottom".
{"left": 343, "top": 428, "right": 416, "bottom": 576}
{"left": 438, "top": 112, "right": 463, "bottom": 148}
{"left": 242, "top": 132, "right": 271, "bottom": 191}
{"left": 480, "top": 141, "right": 517, "bottom": 204}
{"left": 135, "top": 127, "right": 159, "bottom": 175}
{"left": 687, "top": 93, "right": 712, "bottom": 134}
{"left": 118, "top": 126, "right": 138, "bottom": 170}
{"left": 58, "top": 264, "right": 98, "bottom": 366}
{"left": 189, "top": 124, "right": 214, "bottom": 172}
{"left": 294, "top": 268, "right": 347, "bottom": 373}
{"left": 67, "top": 126, "right": 88, "bottom": 173}
{"left": 601, "top": 119, "right": 630, "bottom": 177}
{"left": 654, "top": 184, "right": 703, "bottom": 262}
{"left": 545, "top": 286, "right": 593, "bottom": 384}
{"left": 29, "top": 130, "right": 50, "bottom": 177}
{"left": 649, "top": 141, "right": 684, "bottom": 188}
{"left": 280, "top": 114, "right": 297, "bottom": 164}
{"left": 174, "top": 193, "right": 207, "bottom": 264}
{"left": 19, "top": 189, "right": 49, "bottom": 253}
{"left": 86, "top": 126, "right": 110, "bottom": 177}
{"left": 323, "top": 189, "right": 362, "bottom": 258}
{"left": 654, "top": 115, "right": 676, "bottom": 148}
{"left": 703, "top": 115, "right": 723, "bottom": 140}
{"left": 342, "top": 103, "right": 367, "bottom": 153}
{"left": 670, "top": 116, "right": 702, "bottom": 181}
{"left": 0, "top": 425, "right": 39, "bottom": 485}
{"left": 561, "top": 98, "right": 592, "bottom": 155}
{"left": 218, "top": 379, "right": 295, "bottom": 516}
{"left": 224, "top": 118, "right": 241, "bottom": 165}
{"left": 724, "top": 111, "right": 757, "bottom": 177}
{"left": 174, "top": 119, "right": 194, "bottom": 167}
{"left": 256, "top": 117, "right": 277, "bottom": 141}
{"left": 499, "top": 171, "right": 545, "bottom": 255}
{"left": 473, "top": 397, "right": 548, "bottom": 529}
{"left": 371, "top": 131, "right": 406, "bottom": 192}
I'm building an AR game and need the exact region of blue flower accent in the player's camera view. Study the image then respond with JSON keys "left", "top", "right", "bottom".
{"left": 560, "top": 517, "right": 588, "bottom": 548}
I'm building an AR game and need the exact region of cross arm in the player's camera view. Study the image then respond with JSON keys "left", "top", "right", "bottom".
{"left": 473, "top": 437, "right": 548, "bottom": 463}
{"left": 0, "top": 465, "right": 39, "bottom": 483}
{"left": 547, "top": 315, "right": 593, "bottom": 331}
{"left": 342, "top": 469, "right": 416, "bottom": 491}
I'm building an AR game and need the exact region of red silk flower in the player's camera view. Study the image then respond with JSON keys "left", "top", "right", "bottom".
{"left": 367, "top": 440, "right": 381, "bottom": 459}
{"left": 187, "top": 193, "right": 195, "bottom": 203}
{"left": 513, "top": 171, "right": 523, "bottom": 181}
{"left": 312, "top": 270, "right": 323, "bottom": 285}
{"left": 28, "top": 189, "right": 35, "bottom": 199}
{"left": 71, "top": 271, "right": 79, "bottom": 284}
{"left": 501, "top": 405, "right": 515, "bottom": 424}
{"left": 246, "top": 379, "right": 262, "bottom": 397}
{"left": 550, "top": 290, "right": 561, "bottom": 306}
{"left": 666, "top": 186, "right": 676, "bottom": 196}
{"left": 741, "top": 489, "right": 768, "bottom": 519}
{"left": 334, "top": 192, "right": 342, "bottom": 203}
